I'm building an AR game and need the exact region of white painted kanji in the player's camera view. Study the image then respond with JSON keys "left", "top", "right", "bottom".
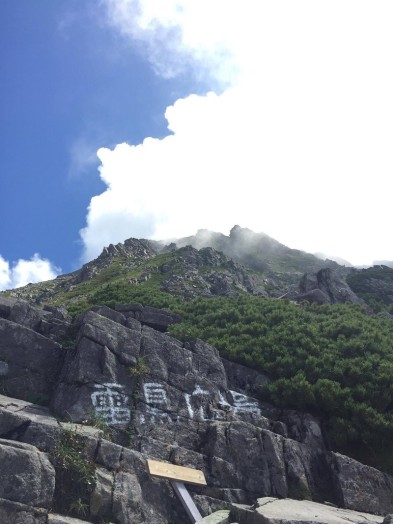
{"left": 142, "top": 382, "right": 172, "bottom": 424}
{"left": 185, "top": 385, "right": 210, "bottom": 420}
{"left": 143, "top": 383, "right": 168, "bottom": 406}
{"left": 218, "top": 392, "right": 231, "bottom": 408}
{"left": 230, "top": 390, "right": 261, "bottom": 416}
{"left": 91, "top": 383, "right": 130, "bottom": 425}
{"left": 136, "top": 381, "right": 262, "bottom": 425}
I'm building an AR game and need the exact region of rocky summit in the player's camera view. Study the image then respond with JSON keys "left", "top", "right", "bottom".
{"left": 6, "top": 228, "right": 393, "bottom": 316}
{"left": 0, "top": 296, "right": 393, "bottom": 523}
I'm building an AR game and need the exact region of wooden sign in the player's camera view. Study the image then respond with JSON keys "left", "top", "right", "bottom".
{"left": 147, "top": 459, "right": 207, "bottom": 486}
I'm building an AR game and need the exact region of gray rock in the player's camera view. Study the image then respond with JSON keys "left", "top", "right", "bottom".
{"left": 48, "top": 516, "right": 94, "bottom": 524}
{"left": 0, "top": 498, "right": 48, "bottom": 524}
{"left": 0, "top": 296, "right": 18, "bottom": 319}
{"left": 90, "top": 305, "right": 126, "bottom": 325}
{"left": 299, "top": 268, "right": 364, "bottom": 305}
{"left": 0, "top": 439, "right": 55, "bottom": 508}
{"left": 160, "top": 245, "right": 267, "bottom": 299}
{"left": 90, "top": 467, "right": 113, "bottom": 520}
{"left": 383, "top": 516, "right": 393, "bottom": 524}
{"left": 51, "top": 310, "right": 142, "bottom": 423}
{"left": 230, "top": 497, "right": 384, "bottom": 524}
{"left": 222, "top": 358, "right": 271, "bottom": 398}
{"left": 75, "top": 310, "right": 141, "bottom": 365}
{"left": 330, "top": 452, "right": 393, "bottom": 514}
{"left": 140, "top": 305, "right": 182, "bottom": 332}
{"left": 194, "top": 494, "right": 232, "bottom": 516}
{"left": 0, "top": 299, "right": 71, "bottom": 343}
{"left": 198, "top": 509, "right": 230, "bottom": 523}
{"left": 0, "top": 318, "right": 63, "bottom": 402}
{"left": 9, "top": 300, "right": 51, "bottom": 332}
{"left": 0, "top": 394, "right": 102, "bottom": 452}
{"left": 112, "top": 472, "right": 143, "bottom": 524}
{"left": 95, "top": 439, "right": 123, "bottom": 471}
{"left": 297, "top": 288, "right": 331, "bottom": 304}
{"left": 347, "top": 266, "right": 393, "bottom": 307}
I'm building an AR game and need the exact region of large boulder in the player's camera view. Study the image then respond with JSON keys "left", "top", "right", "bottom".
{"left": 0, "top": 499, "right": 48, "bottom": 524}
{"left": 298, "top": 268, "right": 364, "bottom": 305}
{"left": 0, "top": 297, "right": 71, "bottom": 342}
{"left": 0, "top": 318, "right": 64, "bottom": 403}
{"left": 0, "top": 439, "right": 55, "bottom": 508}
{"left": 330, "top": 452, "right": 393, "bottom": 514}
{"left": 230, "top": 497, "right": 384, "bottom": 524}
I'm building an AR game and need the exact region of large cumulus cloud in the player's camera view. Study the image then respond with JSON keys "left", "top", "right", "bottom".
{"left": 80, "top": 0, "right": 393, "bottom": 265}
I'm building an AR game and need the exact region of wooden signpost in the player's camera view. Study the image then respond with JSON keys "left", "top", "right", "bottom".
{"left": 147, "top": 459, "right": 207, "bottom": 523}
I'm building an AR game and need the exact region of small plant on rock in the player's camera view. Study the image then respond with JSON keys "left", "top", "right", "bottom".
{"left": 51, "top": 428, "right": 96, "bottom": 518}
{"left": 129, "top": 356, "right": 149, "bottom": 378}
{"left": 85, "top": 410, "right": 113, "bottom": 441}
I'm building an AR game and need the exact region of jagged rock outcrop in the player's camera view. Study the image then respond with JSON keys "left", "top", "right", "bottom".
{"left": 160, "top": 245, "right": 268, "bottom": 298}
{"left": 297, "top": 268, "right": 365, "bottom": 305}
{"left": 75, "top": 238, "right": 160, "bottom": 283}
{"left": 0, "top": 314, "right": 65, "bottom": 402}
{"left": 9, "top": 228, "right": 393, "bottom": 316}
{"left": 5, "top": 227, "right": 346, "bottom": 307}
{"left": 0, "top": 298, "right": 392, "bottom": 522}
{"left": 174, "top": 226, "right": 341, "bottom": 292}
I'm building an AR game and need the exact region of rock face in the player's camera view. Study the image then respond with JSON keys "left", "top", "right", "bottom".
{"left": 0, "top": 308, "right": 65, "bottom": 403}
{"left": 330, "top": 453, "right": 393, "bottom": 515}
{"left": 176, "top": 226, "right": 340, "bottom": 276}
{"left": 0, "top": 297, "right": 392, "bottom": 522}
{"left": 75, "top": 238, "right": 160, "bottom": 283}
{"left": 9, "top": 229, "right": 393, "bottom": 313}
{"left": 298, "top": 268, "right": 365, "bottom": 305}
{"left": 160, "top": 245, "right": 268, "bottom": 298}
{"left": 0, "top": 438, "right": 55, "bottom": 523}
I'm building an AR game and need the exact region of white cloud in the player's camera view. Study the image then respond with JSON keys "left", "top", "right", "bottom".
{"left": 0, "top": 254, "right": 61, "bottom": 292}
{"left": 0, "top": 257, "right": 11, "bottom": 290}
{"left": 81, "top": 0, "right": 393, "bottom": 266}
{"left": 68, "top": 137, "right": 100, "bottom": 178}
{"left": 102, "top": 0, "right": 237, "bottom": 85}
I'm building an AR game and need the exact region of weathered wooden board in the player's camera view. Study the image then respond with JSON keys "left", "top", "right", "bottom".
{"left": 147, "top": 459, "right": 207, "bottom": 486}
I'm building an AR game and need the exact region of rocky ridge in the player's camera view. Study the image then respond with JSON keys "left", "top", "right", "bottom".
{"left": 0, "top": 296, "right": 392, "bottom": 523}
{"left": 4, "top": 228, "right": 393, "bottom": 314}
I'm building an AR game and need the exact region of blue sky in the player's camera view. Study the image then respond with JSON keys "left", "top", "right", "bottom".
{"left": 1, "top": 1, "right": 205, "bottom": 286}
{"left": 1, "top": 1, "right": 392, "bottom": 290}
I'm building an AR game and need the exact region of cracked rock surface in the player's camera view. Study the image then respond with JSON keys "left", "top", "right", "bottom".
{"left": 0, "top": 297, "right": 392, "bottom": 522}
